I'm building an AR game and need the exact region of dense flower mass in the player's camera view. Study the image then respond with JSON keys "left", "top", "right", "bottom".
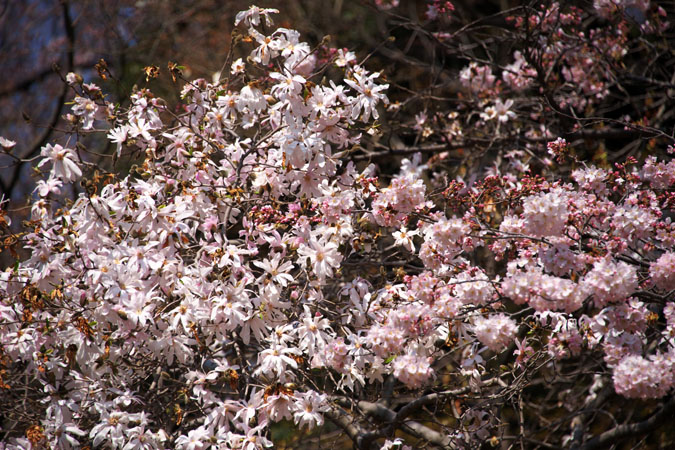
{"left": 521, "top": 187, "right": 569, "bottom": 237}
{"left": 583, "top": 257, "right": 638, "bottom": 307}
{"left": 473, "top": 314, "right": 518, "bottom": 352}
{"left": 1, "top": 1, "right": 675, "bottom": 449}
{"left": 612, "top": 354, "right": 674, "bottom": 399}
{"left": 650, "top": 251, "right": 675, "bottom": 291}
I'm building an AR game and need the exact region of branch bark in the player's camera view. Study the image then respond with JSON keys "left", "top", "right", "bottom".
{"left": 356, "top": 399, "right": 455, "bottom": 449}
{"left": 4, "top": 0, "right": 75, "bottom": 199}
{"left": 578, "top": 395, "right": 675, "bottom": 450}
{"left": 325, "top": 406, "right": 382, "bottom": 450}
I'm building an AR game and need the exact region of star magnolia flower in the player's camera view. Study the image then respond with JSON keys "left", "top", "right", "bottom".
{"left": 296, "top": 237, "right": 342, "bottom": 281}
{"left": 47, "top": 422, "right": 86, "bottom": 450}
{"left": 0, "top": 136, "right": 16, "bottom": 149}
{"left": 36, "top": 177, "right": 63, "bottom": 197}
{"left": 480, "top": 105, "right": 497, "bottom": 121}
{"left": 72, "top": 96, "right": 99, "bottom": 129}
{"left": 344, "top": 67, "right": 389, "bottom": 121}
{"left": 335, "top": 48, "right": 357, "bottom": 67}
{"left": 38, "top": 144, "right": 82, "bottom": 181}
{"left": 89, "top": 410, "right": 130, "bottom": 448}
{"left": 381, "top": 438, "right": 412, "bottom": 450}
{"left": 107, "top": 125, "right": 129, "bottom": 156}
{"left": 293, "top": 390, "right": 328, "bottom": 430}
{"left": 175, "top": 427, "right": 208, "bottom": 450}
{"left": 255, "top": 342, "right": 301, "bottom": 382}
{"left": 269, "top": 71, "right": 306, "bottom": 99}
{"left": 249, "top": 29, "right": 280, "bottom": 65}
{"left": 392, "top": 226, "right": 418, "bottom": 252}
{"left": 296, "top": 305, "right": 331, "bottom": 352}
{"left": 234, "top": 5, "right": 278, "bottom": 27}
{"left": 231, "top": 57, "right": 246, "bottom": 74}
{"left": 252, "top": 253, "right": 295, "bottom": 287}
{"left": 494, "top": 98, "right": 516, "bottom": 122}
{"left": 238, "top": 83, "right": 268, "bottom": 113}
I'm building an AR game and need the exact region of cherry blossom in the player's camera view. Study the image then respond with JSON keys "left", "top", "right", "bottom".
{"left": 473, "top": 313, "right": 518, "bottom": 352}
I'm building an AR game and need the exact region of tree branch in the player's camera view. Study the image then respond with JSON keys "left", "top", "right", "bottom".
{"left": 394, "top": 378, "right": 499, "bottom": 425}
{"left": 355, "top": 399, "right": 455, "bottom": 449}
{"left": 4, "top": 0, "right": 75, "bottom": 199}
{"left": 325, "top": 406, "right": 382, "bottom": 449}
{"left": 578, "top": 395, "right": 675, "bottom": 450}
{"left": 0, "top": 60, "right": 97, "bottom": 99}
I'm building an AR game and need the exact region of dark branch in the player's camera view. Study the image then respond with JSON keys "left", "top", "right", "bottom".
{"left": 4, "top": 0, "right": 75, "bottom": 199}
{"left": 325, "top": 406, "right": 382, "bottom": 450}
{"left": 356, "top": 399, "right": 455, "bottom": 449}
{"left": 578, "top": 395, "right": 675, "bottom": 450}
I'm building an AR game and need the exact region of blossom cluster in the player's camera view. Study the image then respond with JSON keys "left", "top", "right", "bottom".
{"left": 0, "top": 2, "right": 674, "bottom": 449}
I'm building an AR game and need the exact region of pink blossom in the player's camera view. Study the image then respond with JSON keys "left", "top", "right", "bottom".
{"left": 374, "top": 0, "right": 399, "bottom": 10}
{"left": 650, "top": 252, "right": 675, "bottom": 291}
{"left": 419, "top": 217, "right": 473, "bottom": 270}
{"left": 613, "top": 353, "right": 673, "bottom": 399}
{"left": 452, "top": 269, "right": 495, "bottom": 306}
{"left": 459, "top": 62, "right": 495, "bottom": 93}
{"left": 392, "top": 354, "right": 434, "bottom": 388}
{"left": 521, "top": 187, "right": 569, "bottom": 237}
{"left": 583, "top": 257, "right": 637, "bottom": 307}
{"left": 473, "top": 313, "right": 518, "bottom": 352}
{"left": 372, "top": 173, "right": 427, "bottom": 227}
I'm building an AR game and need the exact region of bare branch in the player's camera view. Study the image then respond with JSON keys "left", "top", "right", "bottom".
{"left": 577, "top": 396, "right": 675, "bottom": 450}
